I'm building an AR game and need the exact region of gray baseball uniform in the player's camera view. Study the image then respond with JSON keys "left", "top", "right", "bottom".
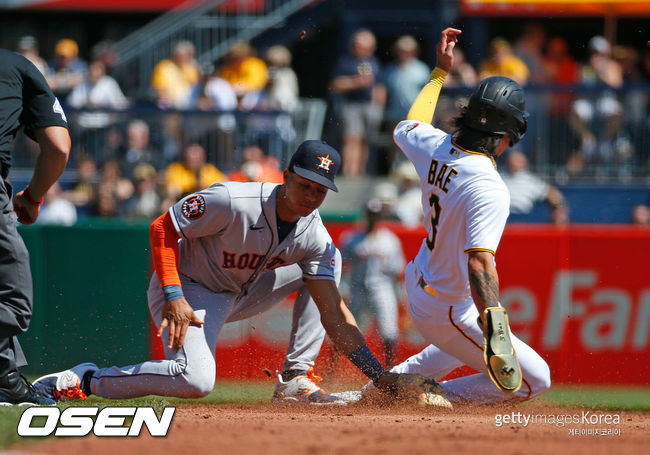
{"left": 342, "top": 228, "right": 404, "bottom": 343}
{"left": 88, "top": 181, "right": 340, "bottom": 399}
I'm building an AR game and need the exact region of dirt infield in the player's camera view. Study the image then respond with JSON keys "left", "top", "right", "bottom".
{"left": 13, "top": 402, "right": 650, "bottom": 455}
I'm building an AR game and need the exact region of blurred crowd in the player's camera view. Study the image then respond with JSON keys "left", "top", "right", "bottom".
{"left": 8, "top": 23, "right": 650, "bottom": 225}
{"left": 325, "top": 24, "right": 650, "bottom": 180}
{"left": 17, "top": 36, "right": 299, "bottom": 114}
{"left": 36, "top": 142, "right": 282, "bottom": 225}
{"left": 12, "top": 35, "right": 297, "bottom": 224}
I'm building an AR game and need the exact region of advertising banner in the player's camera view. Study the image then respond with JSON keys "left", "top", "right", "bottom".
{"left": 151, "top": 223, "right": 650, "bottom": 385}
{"left": 461, "top": 0, "right": 650, "bottom": 17}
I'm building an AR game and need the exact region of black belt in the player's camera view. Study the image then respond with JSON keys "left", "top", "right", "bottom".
{"left": 418, "top": 276, "right": 437, "bottom": 297}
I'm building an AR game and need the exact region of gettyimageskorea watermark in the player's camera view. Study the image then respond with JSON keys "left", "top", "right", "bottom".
{"left": 494, "top": 411, "right": 622, "bottom": 436}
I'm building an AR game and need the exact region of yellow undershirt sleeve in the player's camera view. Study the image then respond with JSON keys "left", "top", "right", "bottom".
{"left": 406, "top": 67, "right": 448, "bottom": 123}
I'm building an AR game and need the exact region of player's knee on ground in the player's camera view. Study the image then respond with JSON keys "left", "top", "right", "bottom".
{"left": 178, "top": 366, "right": 215, "bottom": 398}
{"left": 168, "top": 357, "right": 216, "bottom": 398}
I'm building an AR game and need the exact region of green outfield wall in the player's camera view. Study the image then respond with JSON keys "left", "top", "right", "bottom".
{"left": 17, "top": 220, "right": 152, "bottom": 375}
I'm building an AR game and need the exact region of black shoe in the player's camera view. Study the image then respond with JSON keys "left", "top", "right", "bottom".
{"left": 0, "top": 371, "right": 56, "bottom": 406}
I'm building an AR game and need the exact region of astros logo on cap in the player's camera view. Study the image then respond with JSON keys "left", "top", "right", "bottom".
{"left": 317, "top": 154, "right": 334, "bottom": 172}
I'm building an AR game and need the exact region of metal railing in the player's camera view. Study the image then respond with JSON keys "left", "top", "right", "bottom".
{"left": 110, "top": 0, "right": 317, "bottom": 100}
{"left": 10, "top": 98, "right": 327, "bottom": 183}
{"left": 432, "top": 84, "right": 650, "bottom": 183}
{"left": 8, "top": 86, "right": 650, "bottom": 185}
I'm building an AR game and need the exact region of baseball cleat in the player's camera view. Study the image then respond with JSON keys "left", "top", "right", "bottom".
{"left": 271, "top": 367, "right": 347, "bottom": 405}
{"left": 33, "top": 362, "right": 98, "bottom": 401}
{"left": 0, "top": 371, "right": 55, "bottom": 406}
{"left": 482, "top": 307, "right": 522, "bottom": 393}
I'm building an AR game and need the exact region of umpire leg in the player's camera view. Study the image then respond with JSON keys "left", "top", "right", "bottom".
{"left": 0, "top": 212, "right": 33, "bottom": 377}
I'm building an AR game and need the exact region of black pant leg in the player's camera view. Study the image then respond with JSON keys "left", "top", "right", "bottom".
{"left": 0, "top": 212, "right": 33, "bottom": 376}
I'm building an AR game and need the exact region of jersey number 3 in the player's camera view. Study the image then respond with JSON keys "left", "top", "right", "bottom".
{"left": 426, "top": 193, "right": 441, "bottom": 251}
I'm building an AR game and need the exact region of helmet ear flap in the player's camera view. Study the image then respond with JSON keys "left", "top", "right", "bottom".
{"left": 509, "top": 111, "right": 529, "bottom": 145}
{"left": 518, "top": 114, "right": 528, "bottom": 137}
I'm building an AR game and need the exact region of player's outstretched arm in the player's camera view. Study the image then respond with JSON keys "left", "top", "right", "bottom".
{"left": 305, "top": 279, "right": 370, "bottom": 356}
{"left": 305, "top": 279, "right": 433, "bottom": 395}
{"left": 406, "top": 27, "right": 461, "bottom": 123}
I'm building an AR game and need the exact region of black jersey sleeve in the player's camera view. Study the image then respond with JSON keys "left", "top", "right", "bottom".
{"left": 18, "top": 56, "right": 68, "bottom": 140}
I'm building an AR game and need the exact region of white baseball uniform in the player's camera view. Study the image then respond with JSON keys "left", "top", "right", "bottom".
{"left": 88, "top": 181, "right": 340, "bottom": 398}
{"left": 390, "top": 120, "right": 551, "bottom": 403}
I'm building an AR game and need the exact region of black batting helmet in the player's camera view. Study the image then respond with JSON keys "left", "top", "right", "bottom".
{"left": 464, "top": 77, "right": 529, "bottom": 145}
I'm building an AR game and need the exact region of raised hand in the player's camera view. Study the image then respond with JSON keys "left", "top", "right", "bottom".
{"left": 436, "top": 27, "right": 462, "bottom": 72}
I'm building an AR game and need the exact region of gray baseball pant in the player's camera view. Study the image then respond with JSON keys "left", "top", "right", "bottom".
{"left": 89, "top": 249, "right": 342, "bottom": 399}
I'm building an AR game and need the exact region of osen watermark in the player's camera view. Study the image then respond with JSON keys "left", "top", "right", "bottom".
{"left": 18, "top": 406, "right": 175, "bottom": 437}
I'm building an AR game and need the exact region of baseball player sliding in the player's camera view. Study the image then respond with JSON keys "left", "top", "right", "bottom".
{"left": 34, "top": 140, "right": 446, "bottom": 405}
{"left": 356, "top": 28, "right": 551, "bottom": 405}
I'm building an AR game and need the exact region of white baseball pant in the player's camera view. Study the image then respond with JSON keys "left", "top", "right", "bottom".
{"left": 390, "top": 261, "right": 551, "bottom": 403}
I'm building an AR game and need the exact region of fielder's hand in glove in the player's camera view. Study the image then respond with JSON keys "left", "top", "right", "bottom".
{"left": 374, "top": 372, "right": 452, "bottom": 408}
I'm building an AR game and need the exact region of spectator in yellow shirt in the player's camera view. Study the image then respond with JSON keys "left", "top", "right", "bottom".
{"left": 479, "top": 38, "right": 530, "bottom": 86}
{"left": 165, "top": 144, "right": 226, "bottom": 198}
{"left": 151, "top": 41, "right": 201, "bottom": 109}
{"left": 218, "top": 41, "right": 268, "bottom": 101}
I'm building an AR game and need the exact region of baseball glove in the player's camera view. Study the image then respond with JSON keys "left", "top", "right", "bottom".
{"left": 375, "top": 373, "right": 453, "bottom": 408}
{"left": 479, "top": 307, "right": 522, "bottom": 393}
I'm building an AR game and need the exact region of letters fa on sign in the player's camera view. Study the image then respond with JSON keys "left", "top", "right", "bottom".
{"left": 17, "top": 406, "right": 176, "bottom": 437}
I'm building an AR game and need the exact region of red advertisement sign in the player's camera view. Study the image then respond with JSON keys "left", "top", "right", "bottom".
{"left": 498, "top": 225, "right": 650, "bottom": 385}
{"left": 461, "top": 0, "right": 650, "bottom": 17}
{"left": 150, "top": 223, "right": 650, "bottom": 385}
